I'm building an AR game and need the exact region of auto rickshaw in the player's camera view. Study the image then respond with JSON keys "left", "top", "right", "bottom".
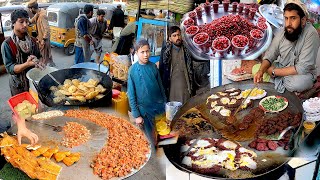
{"left": 46, "top": 2, "right": 97, "bottom": 56}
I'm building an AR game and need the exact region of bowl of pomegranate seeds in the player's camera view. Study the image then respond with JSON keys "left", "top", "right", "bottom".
{"left": 183, "top": 18, "right": 195, "bottom": 28}
{"left": 238, "top": 3, "right": 244, "bottom": 13}
{"left": 195, "top": 6, "right": 203, "bottom": 18}
{"left": 257, "top": 22, "right": 268, "bottom": 32}
{"left": 203, "top": 2, "right": 211, "bottom": 14}
{"left": 186, "top": 26, "right": 199, "bottom": 38}
{"left": 212, "top": 1, "right": 220, "bottom": 13}
{"left": 258, "top": 17, "right": 266, "bottom": 23}
{"left": 222, "top": 0, "right": 230, "bottom": 12}
{"left": 212, "top": 36, "right": 231, "bottom": 57}
{"left": 232, "top": 2, "right": 238, "bottom": 13}
{"left": 188, "top": 11, "right": 197, "bottom": 21}
{"left": 193, "top": 32, "right": 210, "bottom": 53}
{"left": 250, "top": 29, "right": 264, "bottom": 45}
{"left": 231, "top": 35, "right": 249, "bottom": 55}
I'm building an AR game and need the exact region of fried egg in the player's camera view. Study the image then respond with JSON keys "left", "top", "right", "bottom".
{"left": 213, "top": 106, "right": 223, "bottom": 112}
{"left": 220, "top": 97, "right": 230, "bottom": 105}
{"left": 238, "top": 147, "right": 257, "bottom": 157}
{"left": 211, "top": 101, "right": 218, "bottom": 108}
{"left": 208, "top": 94, "right": 219, "bottom": 99}
{"left": 217, "top": 92, "right": 228, "bottom": 96}
{"left": 225, "top": 88, "right": 237, "bottom": 92}
{"left": 239, "top": 155, "right": 257, "bottom": 169}
{"left": 230, "top": 91, "right": 240, "bottom": 96}
{"left": 222, "top": 140, "right": 238, "bottom": 150}
{"left": 220, "top": 108, "right": 231, "bottom": 117}
{"left": 229, "top": 99, "right": 237, "bottom": 105}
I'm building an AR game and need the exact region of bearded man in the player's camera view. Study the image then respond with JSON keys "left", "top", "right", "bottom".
{"left": 254, "top": 0, "right": 320, "bottom": 93}
{"left": 159, "top": 26, "right": 195, "bottom": 104}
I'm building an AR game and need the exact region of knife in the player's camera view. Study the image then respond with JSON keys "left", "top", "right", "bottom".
{"left": 180, "top": 136, "right": 202, "bottom": 162}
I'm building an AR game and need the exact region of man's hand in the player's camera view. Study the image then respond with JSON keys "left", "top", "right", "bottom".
{"left": 13, "top": 115, "right": 39, "bottom": 145}
{"left": 135, "top": 116, "right": 144, "bottom": 127}
{"left": 253, "top": 69, "right": 264, "bottom": 83}
{"left": 40, "top": 39, "right": 45, "bottom": 46}
{"left": 26, "top": 55, "right": 37, "bottom": 67}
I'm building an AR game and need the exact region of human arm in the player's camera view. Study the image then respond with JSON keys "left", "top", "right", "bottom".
{"left": 1, "top": 42, "right": 36, "bottom": 75}
{"left": 294, "top": 30, "right": 320, "bottom": 75}
{"left": 155, "top": 65, "right": 167, "bottom": 103}
{"left": 78, "top": 17, "right": 91, "bottom": 42}
{"left": 13, "top": 115, "right": 39, "bottom": 145}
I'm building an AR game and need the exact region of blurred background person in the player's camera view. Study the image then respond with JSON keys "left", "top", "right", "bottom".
{"left": 28, "top": 0, "right": 55, "bottom": 67}
{"left": 90, "top": 9, "right": 108, "bottom": 63}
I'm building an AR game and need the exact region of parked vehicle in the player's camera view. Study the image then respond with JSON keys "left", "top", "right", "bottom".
{"left": 47, "top": 2, "right": 97, "bottom": 56}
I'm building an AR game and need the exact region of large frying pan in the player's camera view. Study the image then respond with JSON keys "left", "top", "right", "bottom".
{"left": 35, "top": 68, "right": 113, "bottom": 107}
{"left": 163, "top": 81, "right": 304, "bottom": 179}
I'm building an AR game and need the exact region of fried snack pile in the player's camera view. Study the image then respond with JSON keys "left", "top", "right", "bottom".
{"left": 28, "top": 145, "right": 81, "bottom": 167}
{"left": 61, "top": 122, "right": 91, "bottom": 148}
{"left": 65, "top": 110, "right": 150, "bottom": 180}
{"left": 0, "top": 134, "right": 62, "bottom": 180}
{"left": 51, "top": 78, "right": 106, "bottom": 104}
{"left": 112, "top": 62, "right": 129, "bottom": 81}
{"left": 14, "top": 100, "right": 37, "bottom": 119}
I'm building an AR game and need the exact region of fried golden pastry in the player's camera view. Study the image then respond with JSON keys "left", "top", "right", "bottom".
{"left": 54, "top": 151, "right": 71, "bottom": 162}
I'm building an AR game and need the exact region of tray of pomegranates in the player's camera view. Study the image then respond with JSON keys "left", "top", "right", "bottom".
{"left": 181, "top": 1, "right": 272, "bottom": 60}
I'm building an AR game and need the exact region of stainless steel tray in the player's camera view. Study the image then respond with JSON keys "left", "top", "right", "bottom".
{"left": 259, "top": 4, "right": 284, "bottom": 29}
{"left": 181, "top": 4, "right": 273, "bottom": 60}
{"left": 8, "top": 115, "right": 151, "bottom": 180}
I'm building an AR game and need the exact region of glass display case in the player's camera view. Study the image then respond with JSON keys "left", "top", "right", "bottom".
{"left": 136, "top": 18, "right": 168, "bottom": 63}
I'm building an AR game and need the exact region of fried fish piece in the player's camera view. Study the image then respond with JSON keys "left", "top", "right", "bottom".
{"left": 54, "top": 151, "right": 71, "bottom": 162}
{"left": 37, "top": 157, "right": 62, "bottom": 175}
{"left": 42, "top": 146, "right": 59, "bottom": 159}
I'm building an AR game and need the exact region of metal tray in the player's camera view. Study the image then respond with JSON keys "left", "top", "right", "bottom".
{"left": 8, "top": 116, "right": 151, "bottom": 180}
{"left": 181, "top": 4, "right": 273, "bottom": 60}
{"left": 259, "top": 4, "right": 284, "bottom": 29}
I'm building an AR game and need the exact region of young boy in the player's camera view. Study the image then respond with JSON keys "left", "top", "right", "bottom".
{"left": 1, "top": 9, "right": 40, "bottom": 145}
{"left": 127, "top": 39, "right": 166, "bottom": 145}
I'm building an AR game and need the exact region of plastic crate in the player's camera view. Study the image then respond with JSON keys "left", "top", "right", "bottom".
{"left": 7, "top": 92, "right": 38, "bottom": 117}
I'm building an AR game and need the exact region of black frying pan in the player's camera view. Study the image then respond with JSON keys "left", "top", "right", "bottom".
{"left": 35, "top": 68, "right": 113, "bottom": 107}
{"left": 163, "top": 81, "right": 304, "bottom": 179}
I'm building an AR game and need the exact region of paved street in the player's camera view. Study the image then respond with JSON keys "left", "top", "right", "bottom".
{"left": 0, "top": 37, "right": 113, "bottom": 132}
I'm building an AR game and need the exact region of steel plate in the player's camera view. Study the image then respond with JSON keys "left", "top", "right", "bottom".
{"left": 8, "top": 115, "right": 151, "bottom": 180}
{"left": 259, "top": 4, "right": 284, "bottom": 29}
{"left": 181, "top": 4, "right": 273, "bottom": 60}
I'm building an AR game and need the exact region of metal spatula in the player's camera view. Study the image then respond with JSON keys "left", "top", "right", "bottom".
{"left": 26, "top": 120, "right": 63, "bottom": 132}
{"left": 47, "top": 73, "right": 62, "bottom": 86}
{"left": 264, "top": 126, "right": 294, "bottom": 141}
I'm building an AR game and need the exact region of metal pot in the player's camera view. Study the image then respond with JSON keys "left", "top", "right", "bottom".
{"left": 35, "top": 68, "right": 112, "bottom": 107}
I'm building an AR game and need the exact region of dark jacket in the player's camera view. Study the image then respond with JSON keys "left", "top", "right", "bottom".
{"left": 159, "top": 41, "right": 195, "bottom": 99}
{"left": 109, "top": 8, "right": 125, "bottom": 29}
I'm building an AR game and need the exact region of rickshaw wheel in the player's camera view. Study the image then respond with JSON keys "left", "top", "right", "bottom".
{"left": 64, "top": 43, "right": 75, "bottom": 56}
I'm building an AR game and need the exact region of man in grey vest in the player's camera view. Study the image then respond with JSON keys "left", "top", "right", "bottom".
{"left": 90, "top": 9, "right": 107, "bottom": 63}
{"left": 74, "top": 4, "right": 93, "bottom": 64}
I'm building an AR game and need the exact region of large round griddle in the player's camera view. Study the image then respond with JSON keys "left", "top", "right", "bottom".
{"left": 36, "top": 68, "right": 113, "bottom": 107}
{"left": 163, "top": 81, "right": 304, "bottom": 179}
